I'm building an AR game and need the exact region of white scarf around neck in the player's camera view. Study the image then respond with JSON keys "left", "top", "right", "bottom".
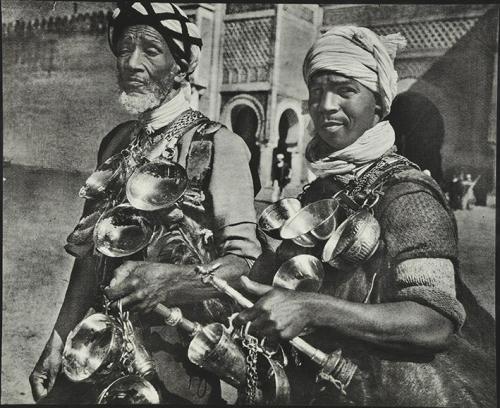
{"left": 140, "top": 84, "right": 191, "bottom": 134}
{"left": 306, "top": 120, "right": 396, "bottom": 178}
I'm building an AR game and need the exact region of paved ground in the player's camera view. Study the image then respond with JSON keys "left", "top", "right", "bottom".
{"left": 2, "top": 165, "right": 496, "bottom": 403}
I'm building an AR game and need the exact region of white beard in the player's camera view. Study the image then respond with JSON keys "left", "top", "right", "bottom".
{"left": 118, "top": 91, "right": 162, "bottom": 115}
{"left": 118, "top": 72, "right": 176, "bottom": 115}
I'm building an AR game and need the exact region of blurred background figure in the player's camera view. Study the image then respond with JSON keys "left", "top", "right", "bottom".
{"left": 271, "top": 153, "right": 290, "bottom": 202}
{"left": 461, "top": 173, "right": 480, "bottom": 210}
{"left": 448, "top": 172, "right": 466, "bottom": 210}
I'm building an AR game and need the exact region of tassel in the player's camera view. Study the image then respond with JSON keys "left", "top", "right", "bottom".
{"left": 380, "top": 32, "right": 407, "bottom": 59}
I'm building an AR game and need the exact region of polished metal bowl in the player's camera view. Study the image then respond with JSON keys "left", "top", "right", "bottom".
{"left": 322, "top": 209, "right": 381, "bottom": 267}
{"left": 258, "top": 198, "right": 301, "bottom": 240}
{"left": 97, "top": 375, "right": 160, "bottom": 404}
{"left": 126, "top": 160, "right": 188, "bottom": 211}
{"left": 62, "top": 313, "right": 123, "bottom": 383}
{"left": 93, "top": 204, "right": 154, "bottom": 257}
{"left": 280, "top": 198, "right": 339, "bottom": 247}
{"left": 272, "top": 255, "right": 324, "bottom": 292}
{"left": 79, "top": 153, "right": 124, "bottom": 200}
{"left": 255, "top": 353, "right": 291, "bottom": 405}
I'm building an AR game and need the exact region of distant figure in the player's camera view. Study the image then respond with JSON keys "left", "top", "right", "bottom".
{"left": 387, "top": 91, "right": 445, "bottom": 186}
{"left": 271, "top": 153, "right": 290, "bottom": 202}
{"left": 448, "top": 173, "right": 465, "bottom": 210}
{"left": 462, "top": 174, "right": 480, "bottom": 210}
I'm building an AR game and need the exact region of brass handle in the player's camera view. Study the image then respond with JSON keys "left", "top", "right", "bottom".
{"left": 205, "top": 275, "right": 330, "bottom": 366}
{"left": 154, "top": 304, "right": 201, "bottom": 335}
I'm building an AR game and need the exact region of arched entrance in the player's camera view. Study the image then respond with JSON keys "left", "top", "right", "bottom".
{"left": 230, "top": 104, "right": 261, "bottom": 194}
{"left": 272, "top": 109, "right": 300, "bottom": 187}
{"left": 231, "top": 105, "right": 258, "bottom": 147}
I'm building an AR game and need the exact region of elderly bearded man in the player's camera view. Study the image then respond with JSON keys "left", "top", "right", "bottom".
{"left": 236, "top": 26, "right": 496, "bottom": 406}
{"left": 29, "top": 2, "right": 261, "bottom": 404}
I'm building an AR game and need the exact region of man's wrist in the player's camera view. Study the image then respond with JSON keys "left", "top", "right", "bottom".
{"left": 306, "top": 294, "right": 336, "bottom": 328}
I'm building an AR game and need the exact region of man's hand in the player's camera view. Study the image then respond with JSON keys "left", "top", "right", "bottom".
{"left": 104, "top": 261, "right": 180, "bottom": 313}
{"left": 234, "top": 276, "right": 314, "bottom": 341}
{"left": 29, "top": 330, "right": 64, "bottom": 402}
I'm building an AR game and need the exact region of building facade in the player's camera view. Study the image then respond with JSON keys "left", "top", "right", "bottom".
{"left": 2, "top": 2, "right": 497, "bottom": 202}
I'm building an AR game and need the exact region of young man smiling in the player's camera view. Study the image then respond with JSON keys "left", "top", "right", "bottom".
{"left": 235, "top": 26, "right": 495, "bottom": 406}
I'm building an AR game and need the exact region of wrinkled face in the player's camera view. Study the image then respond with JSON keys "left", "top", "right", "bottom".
{"left": 308, "top": 71, "right": 381, "bottom": 152}
{"left": 116, "top": 25, "right": 180, "bottom": 113}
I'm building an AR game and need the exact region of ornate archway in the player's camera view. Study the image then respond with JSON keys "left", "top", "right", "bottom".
{"left": 220, "top": 94, "right": 265, "bottom": 193}
{"left": 220, "top": 94, "right": 265, "bottom": 142}
{"left": 270, "top": 100, "right": 305, "bottom": 186}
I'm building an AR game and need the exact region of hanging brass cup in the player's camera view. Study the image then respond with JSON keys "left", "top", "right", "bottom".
{"left": 62, "top": 313, "right": 125, "bottom": 384}
{"left": 79, "top": 153, "right": 124, "bottom": 200}
{"left": 258, "top": 198, "right": 302, "bottom": 240}
{"left": 93, "top": 204, "right": 155, "bottom": 257}
{"left": 126, "top": 159, "right": 188, "bottom": 211}
{"left": 272, "top": 254, "right": 324, "bottom": 292}
{"left": 97, "top": 375, "right": 160, "bottom": 404}
{"left": 62, "top": 312, "right": 156, "bottom": 385}
{"left": 187, "top": 322, "right": 290, "bottom": 405}
{"left": 187, "top": 322, "right": 247, "bottom": 388}
{"left": 280, "top": 198, "right": 339, "bottom": 247}
{"left": 255, "top": 353, "right": 291, "bottom": 405}
{"left": 322, "top": 208, "right": 381, "bottom": 267}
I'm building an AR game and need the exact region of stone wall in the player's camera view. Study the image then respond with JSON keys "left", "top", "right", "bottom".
{"left": 276, "top": 5, "right": 318, "bottom": 99}
{"left": 3, "top": 10, "right": 131, "bottom": 173}
{"left": 2, "top": 3, "right": 222, "bottom": 174}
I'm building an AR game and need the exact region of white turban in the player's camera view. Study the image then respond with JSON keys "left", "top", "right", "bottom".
{"left": 303, "top": 26, "right": 406, "bottom": 118}
{"left": 109, "top": 2, "right": 202, "bottom": 75}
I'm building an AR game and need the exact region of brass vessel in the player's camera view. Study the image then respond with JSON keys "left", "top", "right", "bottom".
{"left": 258, "top": 198, "right": 301, "bottom": 240}
{"left": 322, "top": 208, "right": 380, "bottom": 267}
{"left": 272, "top": 254, "right": 324, "bottom": 292}
{"left": 126, "top": 159, "right": 188, "bottom": 211}
{"left": 93, "top": 204, "right": 154, "bottom": 257}
{"left": 97, "top": 375, "right": 160, "bottom": 404}
{"left": 280, "top": 198, "right": 339, "bottom": 247}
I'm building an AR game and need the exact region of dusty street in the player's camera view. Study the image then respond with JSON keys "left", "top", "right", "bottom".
{"left": 2, "top": 165, "right": 496, "bottom": 404}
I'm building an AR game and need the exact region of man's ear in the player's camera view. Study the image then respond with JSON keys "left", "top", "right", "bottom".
{"left": 172, "top": 61, "right": 188, "bottom": 85}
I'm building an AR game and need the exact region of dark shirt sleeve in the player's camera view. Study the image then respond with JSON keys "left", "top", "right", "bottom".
{"left": 380, "top": 187, "right": 466, "bottom": 329}
{"left": 209, "top": 128, "right": 261, "bottom": 264}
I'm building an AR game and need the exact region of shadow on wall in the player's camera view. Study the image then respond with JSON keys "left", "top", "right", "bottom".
{"left": 397, "top": 7, "right": 498, "bottom": 205}
{"left": 387, "top": 91, "right": 445, "bottom": 185}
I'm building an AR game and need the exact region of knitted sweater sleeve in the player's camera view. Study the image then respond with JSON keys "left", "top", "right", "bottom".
{"left": 379, "top": 187, "right": 466, "bottom": 329}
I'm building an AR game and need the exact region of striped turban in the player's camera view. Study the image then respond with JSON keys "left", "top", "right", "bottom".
{"left": 108, "top": 2, "right": 202, "bottom": 75}
{"left": 303, "top": 26, "right": 406, "bottom": 118}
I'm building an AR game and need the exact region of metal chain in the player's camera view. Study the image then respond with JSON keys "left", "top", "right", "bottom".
{"left": 114, "top": 109, "right": 206, "bottom": 177}
{"left": 316, "top": 371, "right": 346, "bottom": 396}
{"left": 291, "top": 347, "right": 302, "bottom": 367}
{"left": 116, "top": 300, "right": 137, "bottom": 375}
{"left": 241, "top": 324, "right": 259, "bottom": 405}
{"left": 102, "top": 291, "right": 111, "bottom": 316}
{"left": 315, "top": 350, "right": 358, "bottom": 397}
